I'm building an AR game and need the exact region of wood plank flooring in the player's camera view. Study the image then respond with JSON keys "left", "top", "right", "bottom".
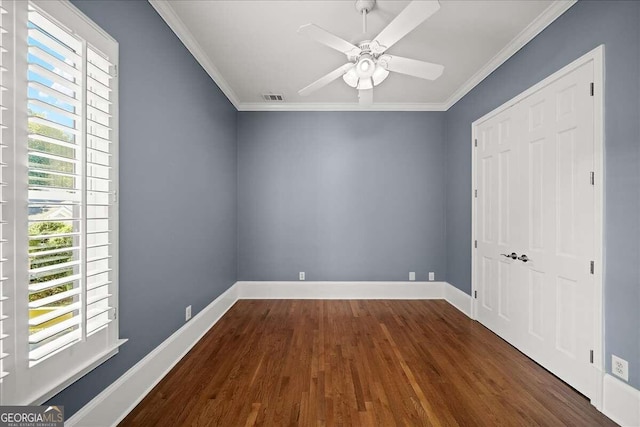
{"left": 120, "top": 300, "right": 615, "bottom": 426}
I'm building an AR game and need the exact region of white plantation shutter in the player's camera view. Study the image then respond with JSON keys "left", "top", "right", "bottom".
{"left": 0, "top": 0, "right": 12, "bottom": 382}
{"left": 27, "top": 6, "right": 85, "bottom": 362}
{"left": 0, "top": 0, "right": 121, "bottom": 404}
{"left": 26, "top": 5, "right": 116, "bottom": 363}
{"left": 85, "top": 46, "right": 115, "bottom": 336}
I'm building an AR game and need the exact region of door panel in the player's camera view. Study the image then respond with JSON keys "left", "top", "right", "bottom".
{"left": 498, "top": 260, "right": 510, "bottom": 320}
{"left": 528, "top": 269, "right": 544, "bottom": 340}
{"left": 528, "top": 138, "right": 545, "bottom": 250}
{"left": 498, "top": 149, "right": 512, "bottom": 246}
{"left": 556, "top": 128, "right": 578, "bottom": 256}
{"left": 556, "top": 275, "right": 578, "bottom": 357}
{"left": 481, "top": 256, "right": 494, "bottom": 311}
{"left": 481, "top": 154, "right": 495, "bottom": 243}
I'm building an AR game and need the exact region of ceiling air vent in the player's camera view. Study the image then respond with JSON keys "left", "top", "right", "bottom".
{"left": 262, "top": 93, "right": 284, "bottom": 102}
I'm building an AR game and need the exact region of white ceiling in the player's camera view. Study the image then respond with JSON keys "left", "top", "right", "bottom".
{"left": 150, "top": 0, "right": 575, "bottom": 111}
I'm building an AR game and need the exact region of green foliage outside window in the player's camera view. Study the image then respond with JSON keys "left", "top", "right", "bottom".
{"left": 28, "top": 110, "right": 77, "bottom": 306}
{"left": 29, "top": 221, "right": 74, "bottom": 304}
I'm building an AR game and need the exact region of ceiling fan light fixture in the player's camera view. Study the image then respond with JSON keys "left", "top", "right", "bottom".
{"left": 356, "top": 54, "right": 375, "bottom": 79}
{"left": 357, "top": 77, "right": 373, "bottom": 90}
{"left": 371, "top": 64, "right": 390, "bottom": 86}
{"left": 343, "top": 66, "right": 359, "bottom": 88}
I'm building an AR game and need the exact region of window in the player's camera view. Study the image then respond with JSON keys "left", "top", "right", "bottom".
{"left": 0, "top": 0, "right": 12, "bottom": 385}
{"left": 1, "top": 0, "right": 121, "bottom": 404}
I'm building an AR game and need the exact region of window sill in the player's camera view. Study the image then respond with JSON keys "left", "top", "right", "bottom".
{"left": 31, "top": 339, "right": 128, "bottom": 405}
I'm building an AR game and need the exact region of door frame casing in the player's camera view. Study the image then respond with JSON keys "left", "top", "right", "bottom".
{"left": 470, "top": 45, "right": 604, "bottom": 408}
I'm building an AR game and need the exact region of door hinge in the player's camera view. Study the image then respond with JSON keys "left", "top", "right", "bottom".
{"left": 590, "top": 82, "right": 594, "bottom": 96}
{"left": 474, "top": 290, "right": 477, "bottom": 299}
{"left": 113, "top": 308, "right": 117, "bottom": 320}
{"left": 590, "top": 261, "right": 595, "bottom": 274}
{"left": 590, "top": 171, "right": 595, "bottom": 186}
{"left": 474, "top": 189, "right": 478, "bottom": 198}
{"left": 590, "top": 349, "right": 594, "bottom": 363}
{"left": 474, "top": 240, "right": 477, "bottom": 249}
{"left": 114, "top": 64, "right": 119, "bottom": 78}
{"left": 474, "top": 139, "right": 478, "bottom": 147}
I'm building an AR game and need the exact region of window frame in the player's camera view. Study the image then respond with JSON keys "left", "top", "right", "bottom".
{"left": 1, "top": 0, "right": 123, "bottom": 405}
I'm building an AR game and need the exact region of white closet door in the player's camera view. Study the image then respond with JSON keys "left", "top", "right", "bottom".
{"left": 517, "top": 61, "right": 595, "bottom": 396}
{"left": 475, "top": 60, "right": 596, "bottom": 398}
{"left": 476, "top": 105, "right": 524, "bottom": 343}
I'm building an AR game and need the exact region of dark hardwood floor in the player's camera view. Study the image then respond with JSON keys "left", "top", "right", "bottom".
{"left": 120, "top": 300, "right": 615, "bottom": 426}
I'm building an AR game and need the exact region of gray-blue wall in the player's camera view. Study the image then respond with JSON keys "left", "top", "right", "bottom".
{"left": 444, "top": 0, "right": 640, "bottom": 388}
{"left": 46, "top": 0, "right": 640, "bottom": 417}
{"left": 50, "top": 0, "right": 238, "bottom": 416}
{"left": 238, "top": 112, "right": 446, "bottom": 282}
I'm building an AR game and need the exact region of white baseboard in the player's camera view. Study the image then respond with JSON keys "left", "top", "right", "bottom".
{"left": 237, "top": 280, "right": 447, "bottom": 300}
{"left": 65, "top": 283, "right": 240, "bottom": 427}
{"left": 66, "top": 280, "right": 473, "bottom": 426}
{"left": 602, "top": 374, "right": 640, "bottom": 426}
{"left": 444, "top": 283, "right": 473, "bottom": 317}
{"left": 237, "top": 281, "right": 473, "bottom": 318}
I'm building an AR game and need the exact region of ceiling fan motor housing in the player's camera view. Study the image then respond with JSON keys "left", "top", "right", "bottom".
{"left": 355, "top": 0, "right": 376, "bottom": 14}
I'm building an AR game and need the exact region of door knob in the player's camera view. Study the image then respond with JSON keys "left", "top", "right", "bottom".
{"left": 501, "top": 252, "right": 518, "bottom": 260}
{"left": 517, "top": 254, "right": 529, "bottom": 262}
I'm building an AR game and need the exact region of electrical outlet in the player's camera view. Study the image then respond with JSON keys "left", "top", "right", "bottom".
{"left": 429, "top": 272, "right": 435, "bottom": 281}
{"left": 185, "top": 305, "right": 192, "bottom": 322}
{"left": 299, "top": 272, "right": 305, "bottom": 281}
{"left": 409, "top": 272, "right": 415, "bottom": 281}
{"left": 612, "top": 355, "right": 629, "bottom": 381}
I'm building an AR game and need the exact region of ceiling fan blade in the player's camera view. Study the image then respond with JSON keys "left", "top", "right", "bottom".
{"left": 298, "top": 63, "right": 355, "bottom": 97}
{"left": 359, "top": 89, "right": 373, "bottom": 106}
{"left": 372, "top": 1, "right": 440, "bottom": 53}
{"left": 298, "top": 24, "right": 361, "bottom": 57}
{"left": 380, "top": 55, "right": 444, "bottom": 80}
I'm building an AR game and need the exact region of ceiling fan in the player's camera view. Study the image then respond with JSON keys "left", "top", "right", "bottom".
{"left": 297, "top": 0, "right": 444, "bottom": 106}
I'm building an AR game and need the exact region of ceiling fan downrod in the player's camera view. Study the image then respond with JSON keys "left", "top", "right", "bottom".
{"left": 363, "top": 9, "right": 366, "bottom": 33}
{"left": 355, "top": 0, "right": 375, "bottom": 33}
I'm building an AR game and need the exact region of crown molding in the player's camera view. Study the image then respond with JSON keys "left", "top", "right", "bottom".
{"left": 149, "top": 0, "right": 576, "bottom": 112}
{"left": 442, "top": 0, "right": 577, "bottom": 110}
{"left": 237, "top": 102, "right": 446, "bottom": 112}
{"left": 148, "top": 0, "right": 240, "bottom": 109}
